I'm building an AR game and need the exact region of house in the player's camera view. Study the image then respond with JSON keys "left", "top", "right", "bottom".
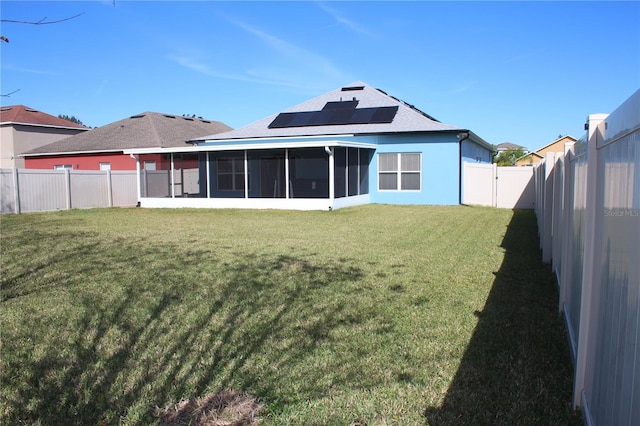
{"left": 0, "top": 105, "right": 89, "bottom": 168}
{"left": 515, "top": 135, "right": 577, "bottom": 166}
{"left": 494, "top": 142, "right": 527, "bottom": 153}
{"left": 124, "top": 81, "right": 493, "bottom": 210}
{"left": 22, "top": 112, "right": 232, "bottom": 171}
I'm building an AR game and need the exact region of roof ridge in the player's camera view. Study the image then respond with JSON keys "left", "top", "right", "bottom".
{"left": 145, "top": 112, "right": 166, "bottom": 147}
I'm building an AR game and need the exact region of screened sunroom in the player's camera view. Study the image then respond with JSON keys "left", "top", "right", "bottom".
{"left": 125, "top": 141, "right": 375, "bottom": 210}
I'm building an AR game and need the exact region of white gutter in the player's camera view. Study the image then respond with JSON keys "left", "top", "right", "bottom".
{"left": 21, "top": 148, "right": 125, "bottom": 157}
{"left": 1, "top": 121, "right": 90, "bottom": 131}
{"left": 124, "top": 140, "right": 377, "bottom": 155}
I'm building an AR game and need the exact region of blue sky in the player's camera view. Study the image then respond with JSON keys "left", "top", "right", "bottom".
{"left": 1, "top": 1, "right": 638, "bottom": 151}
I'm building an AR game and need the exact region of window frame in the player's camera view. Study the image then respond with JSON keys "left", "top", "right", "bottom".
{"left": 377, "top": 152, "right": 422, "bottom": 191}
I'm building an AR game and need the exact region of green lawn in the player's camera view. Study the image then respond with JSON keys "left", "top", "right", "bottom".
{"left": 0, "top": 205, "right": 581, "bottom": 425}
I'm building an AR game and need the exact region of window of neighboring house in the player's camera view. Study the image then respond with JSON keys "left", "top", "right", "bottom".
{"left": 99, "top": 162, "right": 111, "bottom": 171}
{"left": 54, "top": 164, "right": 72, "bottom": 170}
{"left": 143, "top": 160, "right": 156, "bottom": 170}
{"left": 217, "top": 157, "right": 246, "bottom": 191}
{"left": 378, "top": 153, "right": 421, "bottom": 191}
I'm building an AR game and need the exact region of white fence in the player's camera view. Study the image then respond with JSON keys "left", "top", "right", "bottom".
{"left": 534, "top": 90, "right": 639, "bottom": 426}
{"left": 463, "top": 162, "right": 535, "bottom": 209}
{"left": 0, "top": 168, "right": 139, "bottom": 214}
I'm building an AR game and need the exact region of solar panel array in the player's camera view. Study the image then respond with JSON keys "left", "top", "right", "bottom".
{"left": 268, "top": 100, "right": 398, "bottom": 129}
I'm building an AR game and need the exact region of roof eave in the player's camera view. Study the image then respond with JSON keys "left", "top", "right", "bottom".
{"left": 190, "top": 133, "right": 357, "bottom": 144}
{"left": 1, "top": 121, "right": 90, "bottom": 131}
{"left": 125, "top": 139, "right": 376, "bottom": 155}
{"left": 21, "top": 148, "right": 125, "bottom": 157}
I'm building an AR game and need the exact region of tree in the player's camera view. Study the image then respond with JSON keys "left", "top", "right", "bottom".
{"left": 493, "top": 148, "right": 526, "bottom": 166}
{"left": 1, "top": 12, "right": 84, "bottom": 96}
{"left": 58, "top": 114, "right": 85, "bottom": 126}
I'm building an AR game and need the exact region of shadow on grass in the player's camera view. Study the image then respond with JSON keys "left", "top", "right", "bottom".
{"left": 3, "top": 245, "right": 368, "bottom": 424}
{"left": 424, "top": 210, "right": 581, "bottom": 425}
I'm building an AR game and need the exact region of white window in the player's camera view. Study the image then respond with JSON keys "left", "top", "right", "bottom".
{"left": 54, "top": 164, "right": 72, "bottom": 170}
{"left": 143, "top": 160, "right": 156, "bottom": 171}
{"left": 99, "top": 162, "right": 111, "bottom": 171}
{"left": 378, "top": 153, "right": 421, "bottom": 191}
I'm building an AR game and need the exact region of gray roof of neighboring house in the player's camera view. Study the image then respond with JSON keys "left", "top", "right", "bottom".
{"left": 193, "top": 81, "right": 466, "bottom": 142}
{"left": 495, "top": 142, "right": 526, "bottom": 151}
{"left": 1, "top": 105, "right": 90, "bottom": 129}
{"left": 22, "top": 112, "right": 232, "bottom": 156}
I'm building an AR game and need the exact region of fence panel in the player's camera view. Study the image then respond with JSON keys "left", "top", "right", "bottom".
{"left": 496, "top": 166, "right": 535, "bottom": 209}
{"left": 566, "top": 141, "right": 588, "bottom": 360}
{"left": 462, "top": 162, "right": 495, "bottom": 207}
{"left": 111, "top": 171, "right": 138, "bottom": 207}
{"left": 70, "top": 170, "right": 109, "bottom": 209}
{"left": 0, "top": 169, "right": 16, "bottom": 214}
{"left": 18, "top": 169, "right": 67, "bottom": 213}
{"left": 0, "top": 168, "right": 138, "bottom": 213}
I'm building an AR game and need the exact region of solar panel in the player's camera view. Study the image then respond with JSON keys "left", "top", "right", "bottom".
{"left": 268, "top": 106, "right": 398, "bottom": 129}
{"left": 268, "top": 113, "right": 294, "bottom": 128}
{"left": 371, "top": 107, "right": 398, "bottom": 123}
{"left": 322, "top": 100, "right": 359, "bottom": 110}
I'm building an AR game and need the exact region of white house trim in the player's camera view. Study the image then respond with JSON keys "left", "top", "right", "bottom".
{"left": 124, "top": 140, "right": 376, "bottom": 155}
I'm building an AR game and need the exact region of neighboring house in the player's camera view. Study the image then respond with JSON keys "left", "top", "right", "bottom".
{"left": 495, "top": 142, "right": 527, "bottom": 153}
{"left": 22, "top": 112, "right": 232, "bottom": 171}
{"left": 125, "top": 81, "right": 493, "bottom": 210}
{"left": 515, "top": 135, "right": 577, "bottom": 166}
{"left": 0, "top": 105, "right": 89, "bottom": 168}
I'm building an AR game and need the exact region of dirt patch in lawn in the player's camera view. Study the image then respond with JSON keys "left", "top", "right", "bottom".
{"left": 158, "top": 389, "right": 262, "bottom": 426}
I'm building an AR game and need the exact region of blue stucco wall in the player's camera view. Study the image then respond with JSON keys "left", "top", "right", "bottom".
{"left": 368, "top": 133, "right": 461, "bottom": 205}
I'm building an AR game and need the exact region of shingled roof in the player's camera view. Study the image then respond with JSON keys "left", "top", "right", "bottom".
{"left": 23, "top": 112, "right": 232, "bottom": 156}
{"left": 0, "top": 105, "right": 89, "bottom": 129}
{"left": 192, "top": 81, "right": 464, "bottom": 142}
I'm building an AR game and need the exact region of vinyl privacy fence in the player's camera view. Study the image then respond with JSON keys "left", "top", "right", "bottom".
{"left": 0, "top": 169, "right": 139, "bottom": 214}
{"left": 0, "top": 168, "right": 205, "bottom": 214}
{"left": 534, "top": 90, "right": 639, "bottom": 426}
{"left": 462, "top": 162, "right": 536, "bottom": 209}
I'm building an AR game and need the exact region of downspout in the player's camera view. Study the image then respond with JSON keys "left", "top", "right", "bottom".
{"left": 457, "top": 132, "right": 470, "bottom": 205}
{"left": 130, "top": 154, "right": 141, "bottom": 207}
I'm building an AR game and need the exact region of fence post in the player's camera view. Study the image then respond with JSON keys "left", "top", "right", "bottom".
{"left": 492, "top": 162, "right": 497, "bottom": 207}
{"left": 542, "top": 152, "right": 556, "bottom": 263}
{"left": 573, "top": 113, "right": 608, "bottom": 408}
{"left": 12, "top": 168, "right": 21, "bottom": 214}
{"left": 65, "top": 168, "right": 72, "bottom": 210}
{"left": 551, "top": 152, "right": 564, "bottom": 276}
{"left": 535, "top": 161, "right": 545, "bottom": 241}
{"left": 106, "top": 170, "right": 113, "bottom": 207}
{"left": 558, "top": 143, "right": 575, "bottom": 314}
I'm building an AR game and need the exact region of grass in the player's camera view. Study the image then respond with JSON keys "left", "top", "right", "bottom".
{"left": 0, "top": 205, "right": 581, "bottom": 425}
